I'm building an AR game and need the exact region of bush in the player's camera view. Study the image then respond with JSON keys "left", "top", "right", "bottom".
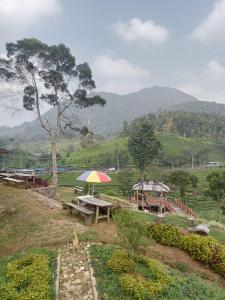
{"left": 113, "top": 209, "right": 147, "bottom": 252}
{"left": 210, "top": 245, "right": 225, "bottom": 276}
{"left": 180, "top": 234, "right": 219, "bottom": 263}
{"left": 146, "top": 223, "right": 183, "bottom": 247}
{"left": 108, "top": 250, "right": 135, "bottom": 273}
{"left": 109, "top": 249, "right": 170, "bottom": 299}
{"left": 0, "top": 252, "right": 54, "bottom": 300}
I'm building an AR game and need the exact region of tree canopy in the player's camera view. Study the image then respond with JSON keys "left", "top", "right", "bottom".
{"left": 0, "top": 38, "right": 106, "bottom": 186}
{"left": 127, "top": 116, "right": 161, "bottom": 174}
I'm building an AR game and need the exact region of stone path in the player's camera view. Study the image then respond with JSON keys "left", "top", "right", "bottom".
{"left": 59, "top": 243, "right": 95, "bottom": 300}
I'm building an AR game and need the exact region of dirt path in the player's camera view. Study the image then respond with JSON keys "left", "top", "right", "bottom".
{"left": 144, "top": 242, "right": 225, "bottom": 288}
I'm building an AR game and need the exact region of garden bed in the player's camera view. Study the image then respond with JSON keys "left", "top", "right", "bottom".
{"left": 90, "top": 244, "right": 225, "bottom": 300}
{"left": 0, "top": 248, "right": 57, "bottom": 300}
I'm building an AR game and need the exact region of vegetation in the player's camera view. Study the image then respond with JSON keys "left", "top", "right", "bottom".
{"left": 90, "top": 244, "right": 225, "bottom": 300}
{"left": 207, "top": 171, "right": 225, "bottom": 214}
{"left": 0, "top": 249, "right": 56, "bottom": 300}
{"left": 123, "top": 111, "right": 225, "bottom": 143}
{"left": 127, "top": 116, "right": 161, "bottom": 176}
{"left": 113, "top": 210, "right": 147, "bottom": 252}
{"left": 0, "top": 38, "right": 105, "bottom": 187}
{"left": 169, "top": 170, "right": 191, "bottom": 197}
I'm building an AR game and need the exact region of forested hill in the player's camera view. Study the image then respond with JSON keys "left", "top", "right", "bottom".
{"left": 169, "top": 100, "right": 225, "bottom": 115}
{"left": 122, "top": 111, "right": 225, "bottom": 143}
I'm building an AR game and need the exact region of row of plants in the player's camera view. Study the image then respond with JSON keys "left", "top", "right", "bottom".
{"left": 108, "top": 249, "right": 171, "bottom": 299}
{"left": 0, "top": 248, "right": 57, "bottom": 300}
{"left": 147, "top": 223, "right": 225, "bottom": 277}
{"left": 90, "top": 244, "right": 225, "bottom": 300}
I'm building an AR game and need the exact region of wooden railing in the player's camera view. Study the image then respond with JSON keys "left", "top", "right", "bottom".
{"left": 130, "top": 196, "right": 175, "bottom": 213}
{"left": 173, "top": 199, "right": 198, "bottom": 218}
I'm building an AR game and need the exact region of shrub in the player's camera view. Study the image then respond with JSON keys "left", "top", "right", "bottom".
{"left": 120, "top": 256, "right": 170, "bottom": 299}
{"left": 0, "top": 253, "right": 53, "bottom": 300}
{"left": 109, "top": 249, "right": 170, "bottom": 299}
{"left": 108, "top": 250, "right": 135, "bottom": 273}
{"left": 180, "top": 234, "right": 219, "bottom": 263}
{"left": 113, "top": 209, "right": 147, "bottom": 252}
{"left": 210, "top": 245, "right": 225, "bottom": 276}
{"left": 146, "top": 223, "right": 183, "bottom": 247}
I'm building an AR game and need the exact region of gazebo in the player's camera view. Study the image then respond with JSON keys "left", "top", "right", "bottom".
{"left": 131, "top": 181, "right": 173, "bottom": 213}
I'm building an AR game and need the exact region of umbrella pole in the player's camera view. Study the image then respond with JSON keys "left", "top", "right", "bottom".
{"left": 92, "top": 184, "right": 94, "bottom": 198}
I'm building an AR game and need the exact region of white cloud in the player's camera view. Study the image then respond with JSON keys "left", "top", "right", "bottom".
{"left": 0, "top": 0, "right": 61, "bottom": 38}
{"left": 93, "top": 55, "right": 151, "bottom": 94}
{"left": 205, "top": 60, "right": 225, "bottom": 80}
{"left": 112, "top": 18, "right": 169, "bottom": 43}
{"left": 192, "top": 0, "right": 225, "bottom": 41}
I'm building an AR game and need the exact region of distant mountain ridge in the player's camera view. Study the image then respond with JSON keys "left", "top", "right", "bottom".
{"left": 0, "top": 85, "right": 224, "bottom": 140}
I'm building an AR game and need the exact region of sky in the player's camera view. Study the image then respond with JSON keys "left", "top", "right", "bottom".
{"left": 1, "top": 0, "right": 225, "bottom": 126}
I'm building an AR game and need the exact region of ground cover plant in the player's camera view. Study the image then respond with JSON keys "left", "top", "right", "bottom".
{"left": 90, "top": 244, "right": 225, "bottom": 300}
{"left": 0, "top": 248, "right": 57, "bottom": 300}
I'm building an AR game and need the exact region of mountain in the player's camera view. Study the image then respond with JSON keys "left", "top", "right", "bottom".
{"left": 3, "top": 86, "right": 225, "bottom": 140}
{"left": 0, "top": 86, "right": 200, "bottom": 140}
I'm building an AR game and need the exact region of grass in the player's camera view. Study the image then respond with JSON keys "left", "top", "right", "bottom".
{"left": 0, "top": 183, "right": 78, "bottom": 257}
{"left": 90, "top": 244, "right": 225, "bottom": 300}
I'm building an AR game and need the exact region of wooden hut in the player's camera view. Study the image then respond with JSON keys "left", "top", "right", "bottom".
{"left": 131, "top": 181, "right": 173, "bottom": 213}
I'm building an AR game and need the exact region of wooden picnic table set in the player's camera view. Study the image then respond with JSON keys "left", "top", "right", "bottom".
{"left": 66, "top": 195, "right": 112, "bottom": 225}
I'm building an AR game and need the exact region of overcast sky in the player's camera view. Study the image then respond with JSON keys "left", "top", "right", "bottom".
{"left": 1, "top": 0, "right": 225, "bottom": 126}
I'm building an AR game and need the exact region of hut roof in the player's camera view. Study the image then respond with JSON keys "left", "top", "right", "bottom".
{"left": 132, "top": 181, "right": 170, "bottom": 193}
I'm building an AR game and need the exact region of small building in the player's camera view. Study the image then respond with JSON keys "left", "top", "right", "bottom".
{"left": 131, "top": 181, "right": 173, "bottom": 213}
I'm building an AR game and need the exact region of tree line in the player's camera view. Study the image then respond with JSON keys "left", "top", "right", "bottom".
{"left": 121, "top": 111, "right": 225, "bottom": 143}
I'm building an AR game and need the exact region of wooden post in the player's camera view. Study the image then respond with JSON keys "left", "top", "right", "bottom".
{"left": 156, "top": 214, "right": 164, "bottom": 224}
{"left": 95, "top": 206, "right": 99, "bottom": 224}
{"left": 107, "top": 206, "right": 110, "bottom": 222}
{"left": 187, "top": 217, "right": 194, "bottom": 227}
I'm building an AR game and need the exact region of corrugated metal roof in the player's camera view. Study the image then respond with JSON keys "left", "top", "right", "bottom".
{"left": 132, "top": 181, "right": 170, "bottom": 192}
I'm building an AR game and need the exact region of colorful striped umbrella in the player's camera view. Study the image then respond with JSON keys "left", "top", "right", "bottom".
{"left": 77, "top": 171, "right": 112, "bottom": 183}
{"left": 77, "top": 171, "right": 111, "bottom": 197}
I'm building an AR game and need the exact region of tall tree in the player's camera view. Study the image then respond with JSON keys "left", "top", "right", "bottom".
{"left": 207, "top": 171, "right": 225, "bottom": 214}
{"left": 169, "top": 170, "right": 190, "bottom": 198}
{"left": 127, "top": 116, "right": 161, "bottom": 178}
{"left": 0, "top": 38, "right": 105, "bottom": 187}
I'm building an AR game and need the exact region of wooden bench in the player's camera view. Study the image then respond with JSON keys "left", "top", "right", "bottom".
{"left": 73, "top": 186, "right": 84, "bottom": 194}
{"left": 66, "top": 202, "right": 94, "bottom": 225}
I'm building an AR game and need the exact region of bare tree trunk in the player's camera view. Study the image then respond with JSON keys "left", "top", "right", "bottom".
{"left": 50, "top": 136, "right": 58, "bottom": 188}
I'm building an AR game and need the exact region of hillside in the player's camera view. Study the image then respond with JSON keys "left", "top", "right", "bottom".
{"left": 0, "top": 86, "right": 199, "bottom": 139}
{"left": 169, "top": 100, "right": 225, "bottom": 115}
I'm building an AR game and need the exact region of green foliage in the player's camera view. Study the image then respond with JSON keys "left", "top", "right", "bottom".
{"left": 210, "top": 245, "right": 225, "bottom": 276}
{"left": 190, "top": 174, "right": 199, "bottom": 187}
{"left": 108, "top": 250, "right": 135, "bottom": 273}
{"left": 90, "top": 244, "right": 225, "bottom": 300}
{"left": 169, "top": 170, "right": 190, "bottom": 197}
{"left": 180, "top": 234, "right": 218, "bottom": 263}
{"left": 127, "top": 116, "right": 161, "bottom": 173}
{"left": 146, "top": 223, "right": 183, "bottom": 247}
{"left": 109, "top": 250, "right": 170, "bottom": 300}
{"left": 207, "top": 171, "right": 225, "bottom": 214}
{"left": 113, "top": 209, "right": 147, "bottom": 252}
{"left": 174, "top": 262, "right": 190, "bottom": 273}
{"left": 116, "top": 168, "right": 136, "bottom": 197}
{"left": 0, "top": 250, "right": 56, "bottom": 300}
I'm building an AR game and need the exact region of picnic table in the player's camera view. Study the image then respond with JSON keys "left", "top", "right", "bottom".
{"left": 0, "top": 173, "right": 14, "bottom": 179}
{"left": 77, "top": 195, "right": 112, "bottom": 224}
{"left": 2, "top": 177, "right": 25, "bottom": 187}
